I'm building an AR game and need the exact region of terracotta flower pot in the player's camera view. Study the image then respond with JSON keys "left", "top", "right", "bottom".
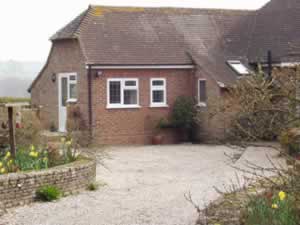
{"left": 152, "top": 134, "right": 164, "bottom": 145}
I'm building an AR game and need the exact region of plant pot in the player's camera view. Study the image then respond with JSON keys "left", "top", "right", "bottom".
{"left": 152, "top": 134, "right": 164, "bottom": 145}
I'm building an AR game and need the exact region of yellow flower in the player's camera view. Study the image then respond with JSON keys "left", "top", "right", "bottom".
{"left": 43, "top": 157, "right": 48, "bottom": 162}
{"left": 272, "top": 203, "right": 279, "bottom": 209}
{"left": 29, "top": 151, "right": 38, "bottom": 158}
{"left": 7, "top": 159, "right": 13, "bottom": 165}
{"left": 279, "top": 191, "right": 286, "bottom": 201}
{"left": 66, "top": 141, "right": 72, "bottom": 147}
{"left": 0, "top": 162, "right": 3, "bottom": 168}
{"left": 5, "top": 151, "right": 11, "bottom": 158}
{"left": 30, "top": 145, "right": 35, "bottom": 152}
{"left": 0, "top": 168, "right": 6, "bottom": 174}
{"left": 61, "top": 137, "right": 66, "bottom": 143}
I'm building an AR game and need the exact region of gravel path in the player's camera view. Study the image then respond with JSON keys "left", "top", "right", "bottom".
{"left": 0, "top": 145, "right": 283, "bottom": 225}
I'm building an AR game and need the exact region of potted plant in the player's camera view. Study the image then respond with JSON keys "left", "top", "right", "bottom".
{"left": 152, "top": 118, "right": 170, "bottom": 145}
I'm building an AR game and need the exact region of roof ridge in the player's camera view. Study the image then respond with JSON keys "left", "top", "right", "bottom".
{"left": 88, "top": 4, "right": 254, "bottom": 14}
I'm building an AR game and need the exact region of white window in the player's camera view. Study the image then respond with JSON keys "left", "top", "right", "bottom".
{"left": 68, "top": 75, "right": 77, "bottom": 101}
{"left": 107, "top": 78, "right": 139, "bottom": 108}
{"left": 198, "top": 79, "right": 207, "bottom": 107}
{"left": 150, "top": 78, "right": 167, "bottom": 107}
{"left": 227, "top": 60, "right": 250, "bottom": 75}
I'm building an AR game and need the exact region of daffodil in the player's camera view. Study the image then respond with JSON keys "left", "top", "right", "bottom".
{"left": 61, "top": 137, "right": 66, "bottom": 143}
{"left": 30, "top": 145, "right": 35, "bottom": 152}
{"left": 66, "top": 141, "right": 72, "bottom": 147}
{"left": 7, "top": 159, "right": 13, "bottom": 165}
{"left": 5, "top": 151, "right": 11, "bottom": 159}
{"left": 29, "top": 151, "right": 38, "bottom": 158}
{"left": 0, "top": 168, "right": 6, "bottom": 174}
{"left": 278, "top": 191, "right": 286, "bottom": 201}
{"left": 0, "top": 162, "right": 3, "bottom": 167}
{"left": 272, "top": 203, "right": 279, "bottom": 209}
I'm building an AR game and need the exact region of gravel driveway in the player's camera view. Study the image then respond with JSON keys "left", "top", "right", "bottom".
{"left": 0, "top": 145, "right": 282, "bottom": 225}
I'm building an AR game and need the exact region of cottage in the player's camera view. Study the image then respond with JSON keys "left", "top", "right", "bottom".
{"left": 29, "top": 0, "right": 300, "bottom": 145}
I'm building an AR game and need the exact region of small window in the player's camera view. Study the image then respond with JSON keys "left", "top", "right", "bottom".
{"left": 107, "top": 79, "right": 139, "bottom": 108}
{"left": 68, "top": 74, "right": 77, "bottom": 100}
{"left": 227, "top": 60, "right": 250, "bottom": 75}
{"left": 150, "top": 78, "right": 167, "bottom": 107}
{"left": 198, "top": 79, "right": 207, "bottom": 106}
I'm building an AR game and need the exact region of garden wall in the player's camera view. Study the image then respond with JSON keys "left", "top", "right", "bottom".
{"left": 0, "top": 159, "right": 96, "bottom": 215}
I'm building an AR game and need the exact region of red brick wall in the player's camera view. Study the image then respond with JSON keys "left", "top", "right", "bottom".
{"left": 90, "top": 69, "right": 194, "bottom": 145}
{"left": 31, "top": 39, "right": 227, "bottom": 145}
{"left": 31, "top": 40, "right": 88, "bottom": 130}
{"left": 194, "top": 69, "right": 227, "bottom": 142}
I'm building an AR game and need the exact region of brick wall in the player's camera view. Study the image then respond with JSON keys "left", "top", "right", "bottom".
{"left": 0, "top": 159, "right": 96, "bottom": 215}
{"left": 194, "top": 69, "right": 228, "bottom": 142}
{"left": 31, "top": 39, "right": 88, "bottom": 130}
{"left": 30, "top": 39, "right": 228, "bottom": 145}
{"left": 90, "top": 69, "right": 194, "bottom": 145}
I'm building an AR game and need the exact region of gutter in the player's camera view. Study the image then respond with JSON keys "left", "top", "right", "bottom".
{"left": 85, "top": 64, "right": 195, "bottom": 70}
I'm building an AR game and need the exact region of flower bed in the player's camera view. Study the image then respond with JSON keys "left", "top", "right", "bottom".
{"left": 0, "top": 158, "right": 96, "bottom": 216}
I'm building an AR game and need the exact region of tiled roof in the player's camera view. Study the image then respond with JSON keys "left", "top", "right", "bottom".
{"left": 49, "top": 0, "right": 300, "bottom": 85}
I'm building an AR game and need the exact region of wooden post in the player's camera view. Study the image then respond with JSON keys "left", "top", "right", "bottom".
{"left": 8, "top": 106, "right": 16, "bottom": 158}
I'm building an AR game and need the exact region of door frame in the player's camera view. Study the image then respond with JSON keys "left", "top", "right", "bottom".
{"left": 58, "top": 72, "right": 77, "bottom": 132}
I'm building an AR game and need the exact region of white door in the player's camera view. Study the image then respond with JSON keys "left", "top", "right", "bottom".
{"left": 58, "top": 73, "right": 77, "bottom": 132}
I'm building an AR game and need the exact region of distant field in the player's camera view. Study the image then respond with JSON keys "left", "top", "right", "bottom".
{"left": 0, "top": 97, "right": 31, "bottom": 104}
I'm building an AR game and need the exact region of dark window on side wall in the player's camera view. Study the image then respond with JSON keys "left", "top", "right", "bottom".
{"left": 198, "top": 80, "right": 207, "bottom": 105}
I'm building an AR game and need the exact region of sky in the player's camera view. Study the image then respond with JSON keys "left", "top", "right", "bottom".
{"left": 0, "top": 0, "right": 269, "bottom": 62}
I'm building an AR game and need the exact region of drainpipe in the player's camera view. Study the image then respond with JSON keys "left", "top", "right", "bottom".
{"left": 87, "top": 65, "right": 93, "bottom": 140}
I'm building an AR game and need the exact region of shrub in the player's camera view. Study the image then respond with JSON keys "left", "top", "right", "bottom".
{"left": 279, "top": 129, "right": 300, "bottom": 156}
{"left": 36, "top": 185, "right": 62, "bottom": 202}
{"left": 171, "top": 96, "right": 196, "bottom": 141}
{"left": 244, "top": 191, "right": 299, "bottom": 225}
{"left": 88, "top": 181, "right": 107, "bottom": 191}
{"left": 171, "top": 96, "right": 196, "bottom": 129}
{"left": 88, "top": 182, "right": 99, "bottom": 191}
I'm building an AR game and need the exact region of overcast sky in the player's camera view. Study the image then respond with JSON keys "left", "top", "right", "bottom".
{"left": 0, "top": 0, "right": 269, "bottom": 62}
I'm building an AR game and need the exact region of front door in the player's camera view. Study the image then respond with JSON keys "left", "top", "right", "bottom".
{"left": 58, "top": 73, "right": 78, "bottom": 132}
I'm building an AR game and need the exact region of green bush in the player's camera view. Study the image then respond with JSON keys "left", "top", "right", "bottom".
{"left": 279, "top": 129, "right": 300, "bottom": 156}
{"left": 36, "top": 185, "right": 62, "bottom": 202}
{"left": 171, "top": 96, "right": 196, "bottom": 129}
{"left": 244, "top": 191, "right": 299, "bottom": 225}
{"left": 88, "top": 182, "right": 99, "bottom": 191}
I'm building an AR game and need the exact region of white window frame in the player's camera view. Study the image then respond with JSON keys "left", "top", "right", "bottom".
{"left": 150, "top": 78, "right": 168, "bottom": 107}
{"left": 107, "top": 78, "right": 140, "bottom": 109}
{"left": 198, "top": 79, "right": 207, "bottom": 107}
{"left": 67, "top": 74, "right": 78, "bottom": 103}
{"left": 227, "top": 60, "right": 250, "bottom": 75}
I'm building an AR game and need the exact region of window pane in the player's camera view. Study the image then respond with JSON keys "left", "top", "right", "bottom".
{"left": 199, "top": 80, "right": 207, "bottom": 102}
{"left": 69, "top": 75, "right": 77, "bottom": 81}
{"left": 124, "top": 90, "right": 137, "bottom": 105}
{"left": 125, "top": 81, "right": 136, "bottom": 86}
{"left": 109, "top": 81, "right": 121, "bottom": 104}
{"left": 152, "top": 80, "right": 164, "bottom": 86}
{"left": 61, "top": 77, "right": 68, "bottom": 107}
{"left": 69, "top": 83, "right": 77, "bottom": 99}
{"left": 153, "top": 90, "right": 164, "bottom": 103}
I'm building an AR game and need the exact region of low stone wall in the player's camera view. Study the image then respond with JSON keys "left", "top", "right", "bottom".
{"left": 0, "top": 159, "right": 96, "bottom": 215}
